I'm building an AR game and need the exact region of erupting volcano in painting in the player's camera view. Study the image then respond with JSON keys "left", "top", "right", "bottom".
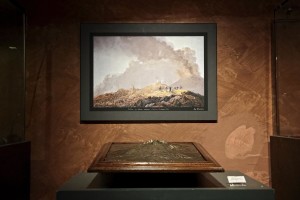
{"left": 92, "top": 36, "right": 205, "bottom": 111}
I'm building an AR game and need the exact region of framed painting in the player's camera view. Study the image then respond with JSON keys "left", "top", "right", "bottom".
{"left": 80, "top": 23, "right": 217, "bottom": 122}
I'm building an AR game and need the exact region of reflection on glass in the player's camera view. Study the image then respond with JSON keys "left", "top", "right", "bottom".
{"left": 0, "top": 1, "right": 25, "bottom": 145}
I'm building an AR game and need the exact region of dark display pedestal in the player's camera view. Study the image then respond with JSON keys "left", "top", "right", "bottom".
{"left": 270, "top": 136, "right": 300, "bottom": 200}
{"left": 57, "top": 171, "right": 274, "bottom": 200}
{"left": 0, "top": 141, "right": 30, "bottom": 200}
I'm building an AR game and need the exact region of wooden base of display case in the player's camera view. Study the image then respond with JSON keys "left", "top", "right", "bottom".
{"left": 88, "top": 141, "right": 224, "bottom": 173}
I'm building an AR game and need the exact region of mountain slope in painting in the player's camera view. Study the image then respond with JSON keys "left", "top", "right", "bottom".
{"left": 93, "top": 83, "right": 204, "bottom": 108}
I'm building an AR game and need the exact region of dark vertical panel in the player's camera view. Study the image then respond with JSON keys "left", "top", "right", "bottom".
{"left": 0, "top": 141, "right": 30, "bottom": 200}
{"left": 270, "top": 136, "right": 300, "bottom": 200}
{"left": 0, "top": 0, "right": 25, "bottom": 144}
{"left": 275, "top": 21, "right": 300, "bottom": 136}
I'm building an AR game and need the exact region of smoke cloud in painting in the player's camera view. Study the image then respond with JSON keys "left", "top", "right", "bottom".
{"left": 93, "top": 36, "right": 204, "bottom": 97}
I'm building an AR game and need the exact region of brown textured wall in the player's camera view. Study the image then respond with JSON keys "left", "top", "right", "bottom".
{"left": 23, "top": 0, "right": 275, "bottom": 199}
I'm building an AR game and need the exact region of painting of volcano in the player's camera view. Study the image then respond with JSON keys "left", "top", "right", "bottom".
{"left": 93, "top": 36, "right": 205, "bottom": 111}
{"left": 80, "top": 23, "right": 217, "bottom": 121}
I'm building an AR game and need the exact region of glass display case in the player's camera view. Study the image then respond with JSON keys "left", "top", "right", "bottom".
{"left": 272, "top": 0, "right": 300, "bottom": 136}
{"left": 0, "top": 0, "right": 25, "bottom": 144}
{"left": 0, "top": 2, "right": 29, "bottom": 200}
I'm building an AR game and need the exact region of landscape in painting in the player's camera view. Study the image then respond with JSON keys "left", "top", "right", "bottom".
{"left": 93, "top": 36, "right": 205, "bottom": 111}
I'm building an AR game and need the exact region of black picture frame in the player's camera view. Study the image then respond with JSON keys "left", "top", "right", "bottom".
{"left": 80, "top": 23, "right": 217, "bottom": 122}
